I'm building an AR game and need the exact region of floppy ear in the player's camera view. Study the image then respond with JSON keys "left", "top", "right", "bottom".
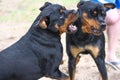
{"left": 38, "top": 16, "right": 50, "bottom": 29}
{"left": 104, "top": 3, "right": 116, "bottom": 11}
{"left": 77, "top": 0, "right": 85, "bottom": 8}
{"left": 39, "top": 2, "right": 52, "bottom": 11}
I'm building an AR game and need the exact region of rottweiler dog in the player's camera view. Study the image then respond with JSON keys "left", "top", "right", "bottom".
{"left": 66, "top": 1, "right": 115, "bottom": 80}
{"left": 0, "top": 2, "right": 78, "bottom": 80}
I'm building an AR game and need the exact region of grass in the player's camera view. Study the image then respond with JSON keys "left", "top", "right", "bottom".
{"left": 0, "top": 0, "right": 79, "bottom": 23}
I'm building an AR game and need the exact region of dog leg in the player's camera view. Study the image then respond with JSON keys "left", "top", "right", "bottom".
{"left": 68, "top": 57, "right": 76, "bottom": 80}
{"left": 68, "top": 55, "right": 80, "bottom": 80}
{"left": 75, "top": 55, "right": 81, "bottom": 65}
{"left": 92, "top": 52, "right": 108, "bottom": 80}
{"left": 45, "top": 56, "right": 68, "bottom": 79}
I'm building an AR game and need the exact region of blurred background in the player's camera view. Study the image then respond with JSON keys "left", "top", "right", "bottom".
{"left": 0, "top": 0, "right": 79, "bottom": 50}
{"left": 0, "top": 0, "right": 79, "bottom": 23}
{"left": 0, "top": 0, "right": 120, "bottom": 80}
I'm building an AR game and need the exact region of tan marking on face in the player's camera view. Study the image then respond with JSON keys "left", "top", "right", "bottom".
{"left": 67, "top": 13, "right": 79, "bottom": 23}
{"left": 82, "top": 24, "right": 91, "bottom": 34}
{"left": 85, "top": 45, "right": 99, "bottom": 58}
{"left": 82, "top": 13, "right": 100, "bottom": 33}
{"left": 55, "top": 24, "right": 68, "bottom": 35}
{"left": 56, "top": 13, "right": 78, "bottom": 35}
{"left": 70, "top": 46, "right": 84, "bottom": 58}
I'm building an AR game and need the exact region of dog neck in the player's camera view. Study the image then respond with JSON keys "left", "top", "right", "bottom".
{"left": 27, "top": 26, "right": 61, "bottom": 41}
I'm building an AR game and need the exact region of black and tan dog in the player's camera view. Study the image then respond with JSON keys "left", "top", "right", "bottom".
{"left": 0, "top": 2, "right": 78, "bottom": 80}
{"left": 66, "top": 1, "right": 115, "bottom": 80}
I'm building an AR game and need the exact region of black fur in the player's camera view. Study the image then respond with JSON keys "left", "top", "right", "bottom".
{"left": 0, "top": 2, "right": 72, "bottom": 80}
{"left": 66, "top": 1, "right": 115, "bottom": 80}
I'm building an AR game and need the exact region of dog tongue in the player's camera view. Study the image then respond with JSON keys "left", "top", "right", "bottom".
{"left": 68, "top": 24, "right": 77, "bottom": 33}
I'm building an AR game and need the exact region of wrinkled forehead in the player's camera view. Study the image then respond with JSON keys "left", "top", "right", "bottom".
{"left": 40, "top": 4, "right": 64, "bottom": 22}
{"left": 40, "top": 4, "right": 63, "bottom": 17}
{"left": 79, "top": 1, "right": 105, "bottom": 12}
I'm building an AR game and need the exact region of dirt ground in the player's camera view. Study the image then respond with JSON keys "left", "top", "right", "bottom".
{"left": 0, "top": 0, "right": 120, "bottom": 80}
{"left": 0, "top": 23, "right": 120, "bottom": 80}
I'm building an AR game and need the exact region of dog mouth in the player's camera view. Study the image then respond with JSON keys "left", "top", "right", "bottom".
{"left": 68, "top": 24, "right": 77, "bottom": 33}
{"left": 91, "top": 26, "right": 102, "bottom": 35}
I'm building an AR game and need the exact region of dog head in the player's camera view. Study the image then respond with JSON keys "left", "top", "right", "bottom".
{"left": 77, "top": 1, "right": 115, "bottom": 36}
{"left": 55, "top": 10, "right": 79, "bottom": 35}
{"left": 37, "top": 2, "right": 78, "bottom": 35}
{"left": 38, "top": 2, "right": 66, "bottom": 31}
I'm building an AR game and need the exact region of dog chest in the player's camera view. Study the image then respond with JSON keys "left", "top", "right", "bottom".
{"left": 70, "top": 44, "right": 100, "bottom": 58}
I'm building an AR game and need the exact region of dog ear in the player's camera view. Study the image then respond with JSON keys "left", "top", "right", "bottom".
{"left": 39, "top": 2, "right": 52, "bottom": 11}
{"left": 77, "top": 0, "right": 86, "bottom": 8}
{"left": 104, "top": 3, "right": 116, "bottom": 11}
{"left": 38, "top": 16, "right": 50, "bottom": 29}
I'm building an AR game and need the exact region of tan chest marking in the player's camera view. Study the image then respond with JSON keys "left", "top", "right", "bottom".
{"left": 70, "top": 46, "right": 84, "bottom": 58}
{"left": 70, "top": 45, "right": 99, "bottom": 58}
{"left": 85, "top": 45, "right": 99, "bottom": 58}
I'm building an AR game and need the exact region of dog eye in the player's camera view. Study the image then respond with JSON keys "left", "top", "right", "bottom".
{"left": 101, "top": 11, "right": 106, "bottom": 16}
{"left": 90, "top": 10, "right": 98, "bottom": 17}
{"left": 91, "top": 11, "right": 98, "bottom": 17}
{"left": 93, "top": 11, "right": 97, "bottom": 14}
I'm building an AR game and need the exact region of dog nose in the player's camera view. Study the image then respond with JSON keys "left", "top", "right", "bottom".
{"left": 100, "top": 22, "right": 106, "bottom": 28}
{"left": 70, "top": 10, "right": 78, "bottom": 14}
